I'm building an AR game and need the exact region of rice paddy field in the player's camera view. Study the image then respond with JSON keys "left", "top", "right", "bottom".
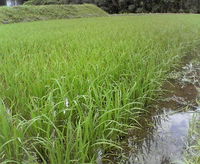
{"left": 0, "top": 14, "right": 200, "bottom": 163}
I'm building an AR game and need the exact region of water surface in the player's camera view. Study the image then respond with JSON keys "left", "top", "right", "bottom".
{"left": 123, "top": 58, "right": 200, "bottom": 164}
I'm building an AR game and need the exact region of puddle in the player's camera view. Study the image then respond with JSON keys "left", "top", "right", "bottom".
{"left": 100, "top": 55, "right": 200, "bottom": 164}
{"left": 126, "top": 110, "right": 197, "bottom": 164}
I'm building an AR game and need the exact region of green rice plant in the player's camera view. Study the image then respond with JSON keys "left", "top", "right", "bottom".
{"left": 185, "top": 114, "right": 200, "bottom": 164}
{"left": 0, "top": 14, "right": 200, "bottom": 163}
{"left": 0, "top": 100, "right": 37, "bottom": 163}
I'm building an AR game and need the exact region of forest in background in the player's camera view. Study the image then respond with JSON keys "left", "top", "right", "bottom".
{"left": 20, "top": 0, "right": 200, "bottom": 13}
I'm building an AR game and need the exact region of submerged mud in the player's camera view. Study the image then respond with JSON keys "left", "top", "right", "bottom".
{"left": 102, "top": 55, "right": 200, "bottom": 164}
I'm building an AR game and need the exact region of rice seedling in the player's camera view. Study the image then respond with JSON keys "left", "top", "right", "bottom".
{"left": 185, "top": 113, "right": 200, "bottom": 164}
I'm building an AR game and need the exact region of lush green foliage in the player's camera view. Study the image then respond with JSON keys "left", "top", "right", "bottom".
{"left": 0, "top": 15, "right": 200, "bottom": 163}
{"left": 22, "top": 0, "right": 200, "bottom": 13}
{"left": 0, "top": 4, "right": 108, "bottom": 24}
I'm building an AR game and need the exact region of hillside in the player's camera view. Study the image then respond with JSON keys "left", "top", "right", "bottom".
{"left": 0, "top": 4, "right": 108, "bottom": 24}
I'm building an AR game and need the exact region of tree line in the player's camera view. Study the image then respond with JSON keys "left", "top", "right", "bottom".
{"left": 1, "top": 0, "right": 200, "bottom": 13}
{"left": 0, "top": 0, "right": 6, "bottom": 5}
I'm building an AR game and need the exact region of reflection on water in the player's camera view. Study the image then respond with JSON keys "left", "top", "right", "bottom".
{"left": 124, "top": 58, "right": 200, "bottom": 164}
{"left": 127, "top": 110, "right": 197, "bottom": 164}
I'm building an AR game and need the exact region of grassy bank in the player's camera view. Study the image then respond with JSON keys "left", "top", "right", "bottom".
{"left": 0, "top": 15, "right": 200, "bottom": 163}
{"left": 0, "top": 4, "right": 108, "bottom": 24}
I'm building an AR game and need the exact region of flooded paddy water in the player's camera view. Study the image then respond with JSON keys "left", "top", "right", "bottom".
{"left": 123, "top": 55, "right": 200, "bottom": 164}
{"left": 102, "top": 55, "right": 200, "bottom": 164}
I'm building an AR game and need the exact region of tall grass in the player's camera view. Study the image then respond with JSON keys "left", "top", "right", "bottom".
{"left": 0, "top": 15, "right": 200, "bottom": 163}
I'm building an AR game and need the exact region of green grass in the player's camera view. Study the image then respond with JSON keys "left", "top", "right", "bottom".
{"left": 0, "top": 4, "right": 108, "bottom": 24}
{"left": 0, "top": 15, "right": 200, "bottom": 163}
{"left": 185, "top": 114, "right": 200, "bottom": 164}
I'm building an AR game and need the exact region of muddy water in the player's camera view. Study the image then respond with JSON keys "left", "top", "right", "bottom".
{"left": 122, "top": 57, "right": 200, "bottom": 164}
